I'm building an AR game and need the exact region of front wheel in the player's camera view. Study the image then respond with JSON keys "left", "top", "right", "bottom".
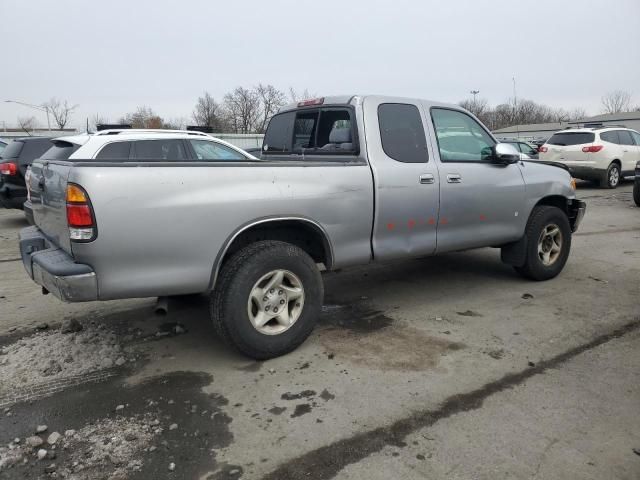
{"left": 210, "top": 240, "right": 323, "bottom": 359}
{"left": 514, "top": 206, "right": 572, "bottom": 281}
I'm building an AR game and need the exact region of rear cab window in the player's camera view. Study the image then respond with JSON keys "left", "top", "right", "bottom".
{"left": 547, "top": 132, "right": 595, "bottom": 146}
{"left": 378, "top": 103, "right": 428, "bottom": 163}
{"left": 262, "top": 106, "right": 358, "bottom": 158}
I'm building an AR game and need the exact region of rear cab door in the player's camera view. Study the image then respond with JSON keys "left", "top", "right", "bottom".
{"left": 363, "top": 96, "right": 440, "bottom": 260}
{"left": 427, "top": 106, "right": 527, "bottom": 252}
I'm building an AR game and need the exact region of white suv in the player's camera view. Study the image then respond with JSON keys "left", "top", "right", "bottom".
{"left": 538, "top": 126, "right": 640, "bottom": 188}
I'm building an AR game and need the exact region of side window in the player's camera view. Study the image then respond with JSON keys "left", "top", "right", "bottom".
{"left": 378, "top": 103, "right": 428, "bottom": 163}
{"left": 189, "top": 140, "right": 247, "bottom": 161}
{"left": 263, "top": 112, "right": 294, "bottom": 153}
{"left": 520, "top": 143, "right": 537, "bottom": 155}
{"left": 600, "top": 131, "right": 620, "bottom": 144}
{"left": 95, "top": 141, "right": 132, "bottom": 160}
{"left": 617, "top": 130, "right": 635, "bottom": 146}
{"left": 293, "top": 111, "right": 318, "bottom": 151}
{"left": 133, "top": 140, "right": 187, "bottom": 161}
{"left": 631, "top": 131, "right": 640, "bottom": 145}
{"left": 431, "top": 108, "right": 495, "bottom": 162}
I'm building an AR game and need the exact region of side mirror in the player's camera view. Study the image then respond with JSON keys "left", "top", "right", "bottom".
{"left": 492, "top": 143, "right": 521, "bottom": 164}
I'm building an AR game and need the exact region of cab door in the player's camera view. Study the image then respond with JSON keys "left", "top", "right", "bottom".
{"left": 364, "top": 97, "right": 440, "bottom": 261}
{"left": 428, "top": 107, "right": 527, "bottom": 253}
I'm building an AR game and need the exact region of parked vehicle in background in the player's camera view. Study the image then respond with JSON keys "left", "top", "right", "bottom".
{"left": 634, "top": 161, "right": 640, "bottom": 207}
{"left": 538, "top": 126, "right": 640, "bottom": 188}
{"left": 0, "top": 137, "right": 52, "bottom": 210}
{"left": 20, "top": 96, "right": 585, "bottom": 359}
{"left": 500, "top": 140, "right": 539, "bottom": 159}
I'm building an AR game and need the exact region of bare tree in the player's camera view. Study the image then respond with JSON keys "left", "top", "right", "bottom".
{"left": 164, "top": 116, "right": 188, "bottom": 130}
{"left": 192, "top": 92, "right": 225, "bottom": 131}
{"left": 288, "top": 87, "right": 315, "bottom": 103}
{"left": 43, "top": 97, "right": 78, "bottom": 130}
{"left": 17, "top": 116, "right": 37, "bottom": 135}
{"left": 459, "top": 97, "right": 490, "bottom": 125}
{"left": 256, "top": 84, "right": 286, "bottom": 133}
{"left": 120, "top": 106, "right": 166, "bottom": 129}
{"left": 90, "top": 114, "right": 108, "bottom": 131}
{"left": 601, "top": 90, "right": 632, "bottom": 114}
{"left": 223, "top": 87, "right": 260, "bottom": 133}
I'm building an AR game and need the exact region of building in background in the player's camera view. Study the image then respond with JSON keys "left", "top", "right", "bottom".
{"left": 493, "top": 111, "right": 640, "bottom": 142}
{"left": 492, "top": 122, "right": 568, "bottom": 142}
{"left": 569, "top": 111, "right": 640, "bottom": 131}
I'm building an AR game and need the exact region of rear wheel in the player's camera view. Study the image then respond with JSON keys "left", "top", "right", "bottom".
{"left": 634, "top": 179, "right": 640, "bottom": 207}
{"left": 514, "top": 206, "right": 571, "bottom": 281}
{"left": 601, "top": 162, "right": 621, "bottom": 189}
{"left": 211, "top": 240, "right": 323, "bottom": 359}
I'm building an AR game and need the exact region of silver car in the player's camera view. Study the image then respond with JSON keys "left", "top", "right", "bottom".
{"left": 20, "top": 95, "right": 586, "bottom": 358}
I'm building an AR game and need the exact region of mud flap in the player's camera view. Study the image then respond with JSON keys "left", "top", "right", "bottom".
{"left": 501, "top": 235, "right": 528, "bottom": 267}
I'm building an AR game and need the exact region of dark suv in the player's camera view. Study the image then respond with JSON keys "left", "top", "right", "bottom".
{"left": 0, "top": 137, "right": 53, "bottom": 213}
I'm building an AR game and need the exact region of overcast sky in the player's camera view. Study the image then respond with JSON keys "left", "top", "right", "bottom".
{"left": 2, "top": 0, "right": 639, "bottom": 129}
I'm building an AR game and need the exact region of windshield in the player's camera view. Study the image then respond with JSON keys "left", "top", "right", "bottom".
{"left": 547, "top": 132, "right": 594, "bottom": 146}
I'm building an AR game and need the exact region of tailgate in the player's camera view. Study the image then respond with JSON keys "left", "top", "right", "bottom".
{"left": 29, "top": 160, "right": 73, "bottom": 254}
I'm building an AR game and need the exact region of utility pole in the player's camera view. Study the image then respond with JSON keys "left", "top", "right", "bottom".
{"left": 5, "top": 100, "right": 51, "bottom": 131}
{"left": 512, "top": 77, "right": 519, "bottom": 138}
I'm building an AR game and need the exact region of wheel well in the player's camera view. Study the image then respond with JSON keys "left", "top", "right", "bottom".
{"left": 535, "top": 195, "right": 568, "bottom": 215}
{"left": 221, "top": 220, "right": 332, "bottom": 270}
{"left": 611, "top": 159, "right": 621, "bottom": 168}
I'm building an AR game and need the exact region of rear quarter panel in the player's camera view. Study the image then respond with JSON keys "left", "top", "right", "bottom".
{"left": 69, "top": 163, "right": 373, "bottom": 300}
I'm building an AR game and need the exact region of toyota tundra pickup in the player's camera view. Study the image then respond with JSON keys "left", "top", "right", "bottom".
{"left": 20, "top": 95, "right": 586, "bottom": 359}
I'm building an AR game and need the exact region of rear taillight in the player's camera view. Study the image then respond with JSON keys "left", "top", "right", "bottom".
{"left": 538, "top": 146, "right": 548, "bottom": 153}
{"left": 582, "top": 145, "right": 603, "bottom": 153}
{"left": 0, "top": 162, "right": 17, "bottom": 175}
{"left": 66, "top": 184, "right": 96, "bottom": 241}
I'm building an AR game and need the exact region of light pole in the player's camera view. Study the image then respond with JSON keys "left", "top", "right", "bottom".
{"left": 4, "top": 100, "right": 51, "bottom": 131}
{"left": 470, "top": 90, "right": 480, "bottom": 103}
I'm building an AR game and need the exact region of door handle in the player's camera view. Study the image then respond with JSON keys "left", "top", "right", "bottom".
{"left": 419, "top": 173, "right": 435, "bottom": 184}
{"left": 446, "top": 174, "right": 462, "bottom": 183}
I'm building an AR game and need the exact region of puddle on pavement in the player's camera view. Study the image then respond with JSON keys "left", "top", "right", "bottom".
{"left": 318, "top": 303, "right": 464, "bottom": 371}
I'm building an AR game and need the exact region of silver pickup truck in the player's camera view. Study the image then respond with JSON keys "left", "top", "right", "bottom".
{"left": 20, "top": 95, "right": 586, "bottom": 359}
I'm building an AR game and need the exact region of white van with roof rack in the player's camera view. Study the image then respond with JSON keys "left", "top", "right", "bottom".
{"left": 538, "top": 125, "right": 640, "bottom": 188}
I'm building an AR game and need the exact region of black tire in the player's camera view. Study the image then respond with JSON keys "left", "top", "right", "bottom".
{"left": 634, "top": 180, "right": 640, "bottom": 207}
{"left": 514, "top": 206, "right": 572, "bottom": 281}
{"left": 601, "top": 163, "right": 621, "bottom": 189}
{"left": 210, "top": 240, "right": 323, "bottom": 359}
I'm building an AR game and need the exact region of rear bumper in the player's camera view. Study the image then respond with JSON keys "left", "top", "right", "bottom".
{"left": 19, "top": 226, "right": 98, "bottom": 302}
{"left": 0, "top": 182, "right": 27, "bottom": 209}
{"left": 23, "top": 200, "right": 34, "bottom": 225}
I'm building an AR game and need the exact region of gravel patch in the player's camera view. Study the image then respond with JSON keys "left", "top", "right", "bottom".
{"left": 0, "top": 323, "right": 132, "bottom": 397}
{"left": 0, "top": 414, "right": 160, "bottom": 478}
